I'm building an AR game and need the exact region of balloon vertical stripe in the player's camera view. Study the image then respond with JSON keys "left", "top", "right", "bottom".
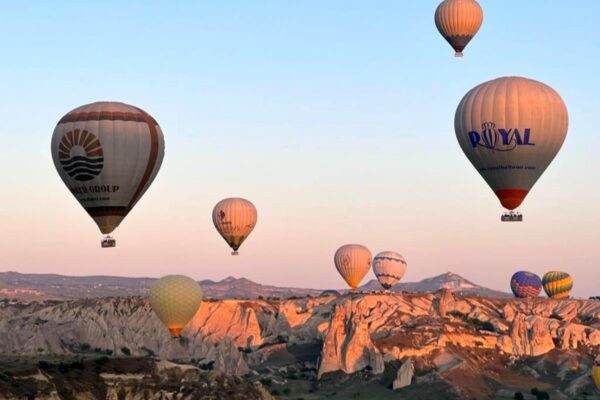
{"left": 435, "top": 0, "right": 483, "bottom": 56}
{"left": 334, "top": 244, "right": 372, "bottom": 290}
{"left": 212, "top": 198, "right": 257, "bottom": 254}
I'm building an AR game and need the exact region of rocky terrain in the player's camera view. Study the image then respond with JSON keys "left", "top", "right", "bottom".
{"left": 0, "top": 271, "right": 509, "bottom": 301}
{"left": 1, "top": 290, "right": 600, "bottom": 398}
{"left": 0, "top": 356, "right": 274, "bottom": 400}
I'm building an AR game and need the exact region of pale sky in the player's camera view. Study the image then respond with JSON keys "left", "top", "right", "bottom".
{"left": 1, "top": 1, "right": 599, "bottom": 297}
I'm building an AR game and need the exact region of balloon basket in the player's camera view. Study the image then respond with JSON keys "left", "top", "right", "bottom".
{"left": 454, "top": 51, "right": 463, "bottom": 58}
{"left": 101, "top": 236, "right": 116, "bottom": 248}
{"left": 231, "top": 251, "right": 239, "bottom": 256}
{"left": 501, "top": 211, "right": 523, "bottom": 222}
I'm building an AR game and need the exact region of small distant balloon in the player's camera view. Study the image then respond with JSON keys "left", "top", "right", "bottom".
{"left": 510, "top": 271, "right": 542, "bottom": 299}
{"left": 212, "top": 198, "right": 257, "bottom": 255}
{"left": 372, "top": 251, "right": 407, "bottom": 290}
{"left": 334, "top": 244, "right": 372, "bottom": 290}
{"left": 435, "top": 0, "right": 483, "bottom": 57}
{"left": 542, "top": 271, "right": 573, "bottom": 299}
{"left": 149, "top": 275, "right": 203, "bottom": 338}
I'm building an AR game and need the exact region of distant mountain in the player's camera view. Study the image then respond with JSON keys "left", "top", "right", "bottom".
{"left": 0, "top": 271, "right": 321, "bottom": 301}
{"left": 197, "top": 276, "right": 322, "bottom": 299}
{"left": 0, "top": 271, "right": 510, "bottom": 301}
{"left": 360, "top": 272, "right": 511, "bottom": 298}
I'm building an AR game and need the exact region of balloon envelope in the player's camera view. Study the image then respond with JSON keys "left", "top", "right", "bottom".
{"left": 455, "top": 77, "right": 568, "bottom": 211}
{"left": 435, "top": 0, "right": 483, "bottom": 57}
{"left": 212, "top": 198, "right": 257, "bottom": 255}
{"left": 542, "top": 271, "right": 573, "bottom": 299}
{"left": 334, "top": 244, "right": 372, "bottom": 290}
{"left": 372, "top": 251, "right": 407, "bottom": 290}
{"left": 51, "top": 101, "right": 165, "bottom": 236}
{"left": 593, "top": 354, "right": 600, "bottom": 390}
{"left": 149, "top": 275, "right": 203, "bottom": 337}
{"left": 510, "top": 271, "right": 542, "bottom": 298}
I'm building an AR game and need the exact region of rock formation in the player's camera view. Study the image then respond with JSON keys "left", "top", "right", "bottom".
{"left": 2, "top": 290, "right": 600, "bottom": 398}
{"left": 393, "top": 357, "right": 414, "bottom": 390}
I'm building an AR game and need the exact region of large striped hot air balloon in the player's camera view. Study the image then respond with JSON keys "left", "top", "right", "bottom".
{"left": 149, "top": 275, "right": 203, "bottom": 338}
{"left": 455, "top": 77, "right": 569, "bottom": 219}
{"left": 593, "top": 354, "right": 600, "bottom": 391}
{"left": 51, "top": 102, "right": 165, "bottom": 247}
{"left": 510, "top": 271, "right": 542, "bottom": 299}
{"left": 372, "top": 251, "right": 407, "bottom": 290}
{"left": 212, "top": 198, "right": 257, "bottom": 255}
{"left": 334, "top": 244, "right": 372, "bottom": 290}
{"left": 434, "top": 0, "right": 483, "bottom": 57}
{"left": 542, "top": 271, "right": 573, "bottom": 299}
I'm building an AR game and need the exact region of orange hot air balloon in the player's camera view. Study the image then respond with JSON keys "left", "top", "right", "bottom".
{"left": 435, "top": 0, "right": 483, "bottom": 57}
{"left": 334, "top": 244, "right": 372, "bottom": 290}
{"left": 212, "top": 198, "right": 257, "bottom": 255}
{"left": 455, "top": 77, "right": 568, "bottom": 220}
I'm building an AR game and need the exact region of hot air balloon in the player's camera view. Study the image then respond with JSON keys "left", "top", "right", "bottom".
{"left": 455, "top": 77, "right": 569, "bottom": 221}
{"left": 593, "top": 354, "right": 600, "bottom": 391}
{"left": 51, "top": 102, "right": 165, "bottom": 247}
{"left": 372, "top": 251, "right": 407, "bottom": 290}
{"left": 212, "top": 198, "right": 257, "bottom": 255}
{"left": 334, "top": 244, "right": 372, "bottom": 290}
{"left": 510, "top": 271, "right": 542, "bottom": 298}
{"left": 149, "top": 275, "right": 203, "bottom": 338}
{"left": 542, "top": 271, "right": 573, "bottom": 299}
{"left": 435, "top": 0, "right": 483, "bottom": 57}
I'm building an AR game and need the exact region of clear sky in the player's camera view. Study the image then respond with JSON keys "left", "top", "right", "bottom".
{"left": 1, "top": 1, "right": 599, "bottom": 297}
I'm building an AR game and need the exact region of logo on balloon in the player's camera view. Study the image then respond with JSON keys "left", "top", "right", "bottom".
{"left": 468, "top": 122, "right": 535, "bottom": 151}
{"left": 58, "top": 130, "right": 104, "bottom": 181}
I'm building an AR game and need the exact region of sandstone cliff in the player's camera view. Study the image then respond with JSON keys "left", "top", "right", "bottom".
{"left": 2, "top": 290, "right": 600, "bottom": 398}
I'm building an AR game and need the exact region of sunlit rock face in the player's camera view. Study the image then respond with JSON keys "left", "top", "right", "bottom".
{"left": 2, "top": 291, "right": 600, "bottom": 383}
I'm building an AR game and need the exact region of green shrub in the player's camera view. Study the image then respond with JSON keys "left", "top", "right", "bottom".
{"left": 260, "top": 378, "right": 272, "bottom": 386}
{"left": 38, "top": 360, "right": 51, "bottom": 370}
{"left": 120, "top": 347, "right": 131, "bottom": 356}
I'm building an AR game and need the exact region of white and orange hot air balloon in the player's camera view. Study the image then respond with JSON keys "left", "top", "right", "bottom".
{"left": 435, "top": 0, "right": 483, "bottom": 57}
{"left": 334, "top": 244, "right": 372, "bottom": 290}
{"left": 51, "top": 102, "right": 165, "bottom": 247}
{"left": 455, "top": 77, "right": 568, "bottom": 220}
{"left": 212, "top": 198, "right": 257, "bottom": 255}
{"left": 149, "top": 275, "right": 203, "bottom": 338}
{"left": 373, "top": 251, "right": 407, "bottom": 290}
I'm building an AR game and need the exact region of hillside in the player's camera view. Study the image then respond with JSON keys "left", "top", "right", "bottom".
{"left": 0, "top": 271, "right": 509, "bottom": 301}
{"left": 0, "top": 291, "right": 599, "bottom": 398}
{"left": 360, "top": 272, "right": 511, "bottom": 298}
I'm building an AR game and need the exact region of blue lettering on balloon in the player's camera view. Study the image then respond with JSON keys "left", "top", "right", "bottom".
{"left": 469, "top": 123, "right": 535, "bottom": 151}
